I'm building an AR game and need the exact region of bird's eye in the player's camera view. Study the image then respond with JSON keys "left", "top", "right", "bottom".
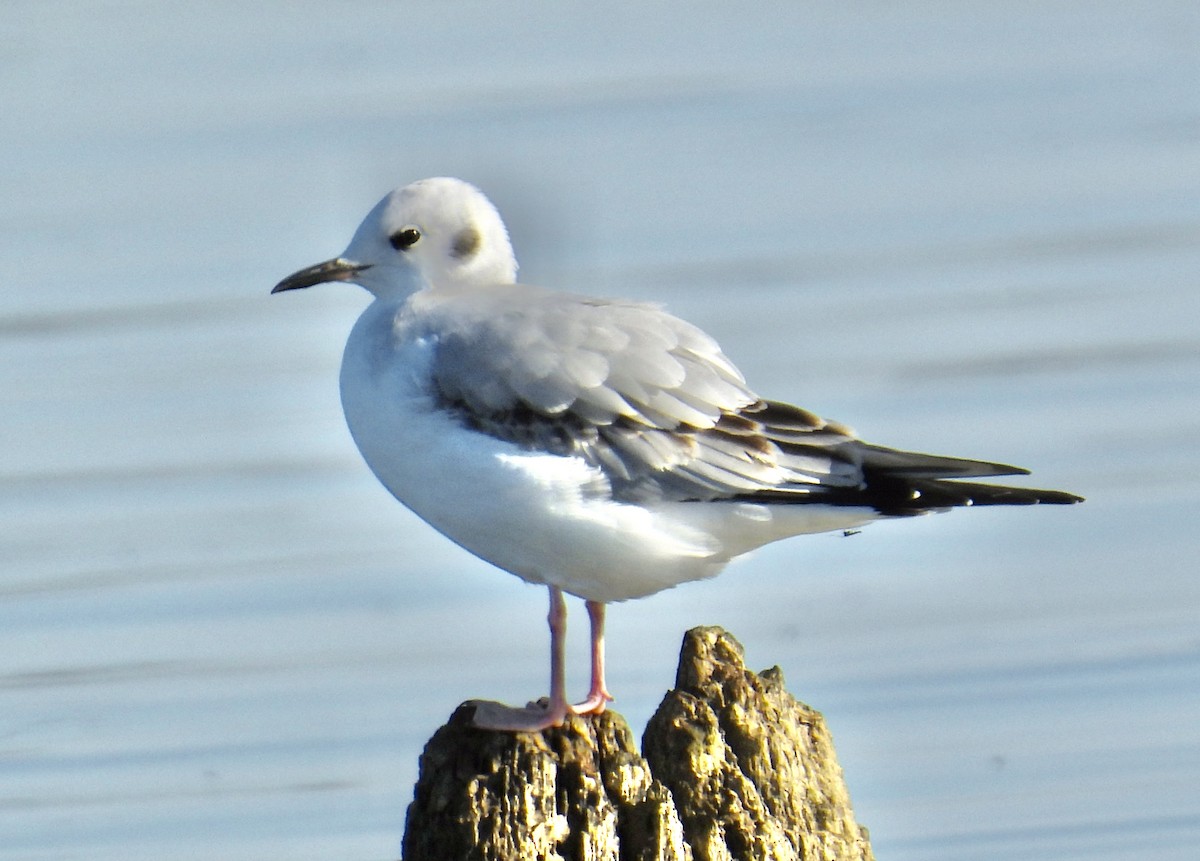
{"left": 388, "top": 227, "right": 421, "bottom": 251}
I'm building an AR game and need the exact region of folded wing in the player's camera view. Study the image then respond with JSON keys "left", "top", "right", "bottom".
{"left": 424, "top": 284, "right": 1083, "bottom": 512}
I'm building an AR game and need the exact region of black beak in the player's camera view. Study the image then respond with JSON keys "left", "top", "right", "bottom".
{"left": 271, "top": 258, "right": 371, "bottom": 294}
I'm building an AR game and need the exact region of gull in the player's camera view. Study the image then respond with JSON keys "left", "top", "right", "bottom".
{"left": 273, "top": 177, "right": 1083, "bottom": 731}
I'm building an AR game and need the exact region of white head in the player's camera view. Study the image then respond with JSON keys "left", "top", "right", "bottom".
{"left": 273, "top": 177, "right": 518, "bottom": 299}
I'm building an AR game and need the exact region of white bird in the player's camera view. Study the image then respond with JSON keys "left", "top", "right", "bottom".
{"left": 273, "top": 177, "right": 1082, "bottom": 731}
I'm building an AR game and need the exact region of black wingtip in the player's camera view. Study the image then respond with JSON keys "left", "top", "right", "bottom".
{"left": 887, "top": 480, "right": 1084, "bottom": 513}
{"left": 1033, "top": 489, "right": 1085, "bottom": 505}
{"left": 857, "top": 443, "right": 1033, "bottom": 479}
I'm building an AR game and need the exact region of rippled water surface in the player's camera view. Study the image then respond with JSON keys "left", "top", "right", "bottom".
{"left": 3, "top": 3, "right": 1198, "bottom": 859}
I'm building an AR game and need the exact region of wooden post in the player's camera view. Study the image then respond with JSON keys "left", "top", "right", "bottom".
{"left": 402, "top": 627, "right": 874, "bottom": 861}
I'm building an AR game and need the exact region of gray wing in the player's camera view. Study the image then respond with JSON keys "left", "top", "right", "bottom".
{"left": 428, "top": 283, "right": 753, "bottom": 429}
{"left": 423, "top": 284, "right": 1042, "bottom": 507}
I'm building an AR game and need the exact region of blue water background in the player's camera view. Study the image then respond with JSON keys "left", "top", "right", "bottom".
{"left": 2, "top": 3, "right": 1198, "bottom": 859}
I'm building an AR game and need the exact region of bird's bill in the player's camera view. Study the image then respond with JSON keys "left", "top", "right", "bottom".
{"left": 271, "top": 257, "right": 371, "bottom": 293}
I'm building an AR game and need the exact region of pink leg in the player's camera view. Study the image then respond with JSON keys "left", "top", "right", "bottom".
{"left": 570, "top": 600, "right": 613, "bottom": 715}
{"left": 469, "top": 586, "right": 572, "bottom": 732}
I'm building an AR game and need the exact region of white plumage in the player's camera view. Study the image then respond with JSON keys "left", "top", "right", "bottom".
{"left": 273, "top": 176, "right": 1081, "bottom": 731}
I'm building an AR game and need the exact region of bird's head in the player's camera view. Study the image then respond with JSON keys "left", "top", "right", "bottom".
{"left": 272, "top": 177, "right": 518, "bottom": 300}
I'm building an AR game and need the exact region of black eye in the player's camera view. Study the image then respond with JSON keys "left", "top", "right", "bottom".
{"left": 388, "top": 227, "right": 421, "bottom": 251}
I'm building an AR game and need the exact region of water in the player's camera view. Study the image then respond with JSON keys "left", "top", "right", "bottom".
{"left": 2, "top": 3, "right": 1198, "bottom": 859}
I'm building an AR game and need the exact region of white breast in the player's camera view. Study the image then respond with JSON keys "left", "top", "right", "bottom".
{"left": 337, "top": 299, "right": 735, "bottom": 603}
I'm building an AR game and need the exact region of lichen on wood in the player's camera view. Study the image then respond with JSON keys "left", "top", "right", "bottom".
{"left": 643, "top": 627, "right": 874, "bottom": 861}
{"left": 402, "top": 627, "right": 873, "bottom": 861}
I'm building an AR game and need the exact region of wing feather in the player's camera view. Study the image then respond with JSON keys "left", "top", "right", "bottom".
{"left": 420, "top": 283, "right": 1077, "bottom": 511}
{"left": 427, "top": 284, "right": 755, "bottom": 428}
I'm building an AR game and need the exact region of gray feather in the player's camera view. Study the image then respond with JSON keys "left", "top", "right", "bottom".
{"left": 421, "top": 283, "right": 1079, "bottom": 511}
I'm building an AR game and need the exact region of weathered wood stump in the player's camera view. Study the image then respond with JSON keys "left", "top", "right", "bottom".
{"left": 402, "top": 627, "right": 874, "bottom": 861}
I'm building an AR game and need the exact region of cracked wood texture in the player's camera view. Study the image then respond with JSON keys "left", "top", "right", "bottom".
{"left": 402, "top": 627, "right": 874, "bottom": 861}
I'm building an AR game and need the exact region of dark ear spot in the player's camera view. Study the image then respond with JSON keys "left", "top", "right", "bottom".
{"left": 451, "top": 226, "right": 481, "bottom": 259}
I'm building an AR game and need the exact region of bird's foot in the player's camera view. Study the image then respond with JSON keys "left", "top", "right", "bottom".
{"left": 570, "top": 687, "right": 614, "bottom": 716}
{"left": 466, "top": 697, "right": 569, "bottom": 732}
